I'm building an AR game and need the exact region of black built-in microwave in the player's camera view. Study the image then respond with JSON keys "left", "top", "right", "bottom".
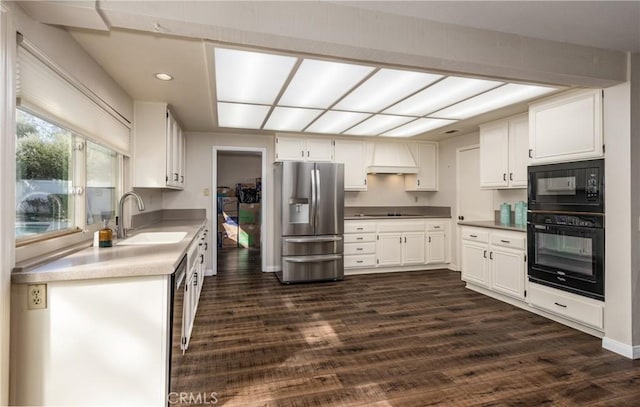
{"left": 528, "top": 159, "right": 604, "bottom": 214}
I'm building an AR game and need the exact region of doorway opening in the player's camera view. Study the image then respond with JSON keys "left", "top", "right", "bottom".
{"left": 212, "top": 147, "right": 267, "bottom": 275}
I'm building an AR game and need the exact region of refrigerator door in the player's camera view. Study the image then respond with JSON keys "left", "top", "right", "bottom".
{"left": 281, "top": 161, "right": 315, "bottom": 236}
{"left": 314, "top": 162, "right": 344, "bottom": 236}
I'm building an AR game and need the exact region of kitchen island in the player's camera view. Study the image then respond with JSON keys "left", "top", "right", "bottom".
{"left": 10, "top": 211, "right": 208, "bottom": 406}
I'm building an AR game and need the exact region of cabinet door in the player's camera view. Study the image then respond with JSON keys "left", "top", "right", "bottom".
{"left": 376, "top": 233, "right": 402, "bottom": 267}
{"left": 508, "top": 115, "right": 528, "bottom": 188}
{"left": 529, "top": 89, "right": 603, "bottom": 164}
{"left": 402, "top": 232, "right": 426, "bottom": 265}
{"left": 405, "top": 142, "right": 438, "bottom": 191}
{"left": 491, "top": 247, "right": 526, "bottom": 300}
{"left": 461, "top": 241, "right": 490, "bottom": 287}
{"left": 306, "top": 138, "right": 334, "bottom": 162}
{"left": 165, "top": 111, "right": 175, "bottom": 187}
{"left": 334, "top": 139, "right": 367, "bottom": 191}
{"left": 276, "top": 136, "right": 305, "bottom": 161}
{"left": 426, "top": 231, "right": 446, "bottom": 264}
{"left": 479, "top": 121, "right": 509, "bottom": 188}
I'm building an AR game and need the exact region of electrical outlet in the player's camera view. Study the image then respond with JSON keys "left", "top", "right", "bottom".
{"left": 27, "top": 284, "right": 47, "bottom": 310}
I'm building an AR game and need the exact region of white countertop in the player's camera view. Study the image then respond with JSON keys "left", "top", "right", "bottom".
{"left": 12, "top": 219, "right": 207, "bottom": 284}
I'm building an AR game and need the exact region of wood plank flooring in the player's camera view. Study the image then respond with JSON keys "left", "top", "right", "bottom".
{"left": 171, "top": 248, "right": 640, "bottom": 406}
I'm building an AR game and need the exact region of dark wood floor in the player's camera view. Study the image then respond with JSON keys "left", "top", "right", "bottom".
{"left": 172, "top": 248, "right": 640, "bottom": 406}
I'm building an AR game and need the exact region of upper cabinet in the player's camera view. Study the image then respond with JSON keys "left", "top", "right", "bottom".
{"left": 529, "top": 89, "right": 603, "bottom": 165}
{"left": 275, "top": 135, "right": 333, "bottom": 162}
{"left": 405, "top": 142, "right": 438, "bottom": 191}
{"left": 133, "top": 102, "right": 185, "bottom": 189}
{"left": 334, "top": 139, "right": 367, "bottom": 191}
{"left": 479, "top": 113, "right": 528, "bottom": 189}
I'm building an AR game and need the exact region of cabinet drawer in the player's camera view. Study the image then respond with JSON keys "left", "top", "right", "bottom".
{"left": 427, "top": 221, "right": 448, "bottom": 232}
{"left": 344, "top": 254, "right": 376, "bottom": 268}
{"left": 528, "top": 283, "right": 604, "bottom": 330}
{"left": 344, "top": 233, "right": 376, "bottom": 243}
{"left": 377, "top": 221, "right": 425, "bottom": 233}
{"left": 345, "top": 222, "right": 376, "bottom": 234}
{"left": 491, "top": 233, "right": 525, "bottom": 250}
{"left": 344, "top": 242, "right": 376, "bottom": 255}
{"left": 461, "top": 229, "right": 489, "bottom": 243}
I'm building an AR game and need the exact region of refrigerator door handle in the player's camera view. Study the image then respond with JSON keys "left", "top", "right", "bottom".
{"left": 283, "top": 254, "right": 342, "bottom": 263}
{"left": 314, "top": 168, "right": 321, "bottom": 231}
{"left": 284, "top": 236, "right": 343, "bottom": 243}
{"left": 310, "top": 167, "right": 317, "bottom": 230}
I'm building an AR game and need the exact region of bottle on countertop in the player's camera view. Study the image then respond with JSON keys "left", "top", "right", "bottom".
{"left": 99, "top": 219, "right": 113, "bottom": 247}
{"left": 500, "top": 203, "right": 512, "bottom": 225}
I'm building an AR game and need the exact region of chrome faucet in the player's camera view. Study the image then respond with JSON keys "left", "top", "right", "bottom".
{"left": 117, "top": 191, "right": 145, "bottom": 239}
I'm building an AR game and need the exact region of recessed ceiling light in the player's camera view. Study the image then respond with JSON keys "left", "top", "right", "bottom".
{"left": 154, "top": 73, "right": 173, "bottom": 81}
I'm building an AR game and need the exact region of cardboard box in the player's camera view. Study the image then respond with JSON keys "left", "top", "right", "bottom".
{"left": 221, "top": 236, "right": 237, "bottom": 248}
{"left": 239, "top": 203, "right": 260, "bottom": 223}
{"left": 216, "top": 186, "right": 235, "bottom": 197}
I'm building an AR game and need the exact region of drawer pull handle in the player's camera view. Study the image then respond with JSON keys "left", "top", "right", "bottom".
{"left": 356, "top": 237, "right": 363, "bottom": 240}
{"left": 557, "top": 276, "right": 566, "bottom": 282}
{"left": 554, "top": 302, "right": 567, "bottom": 308}
{"left": 470, "top": 234, "right": 478, "bottom": 238}
{"left": 356, "top": 248, "right": 363, "bottom": 251}
{"left": 356, "top": 227, "right": 364, "bottom": 230}
{"left": 433, "top": 226, "right": 440, "bottom": 229}
{"left": 356, "top": 260, "right": 363, "bottom": 264}
{"left": 500, "top": 239, "right": 511, "bottom": 243}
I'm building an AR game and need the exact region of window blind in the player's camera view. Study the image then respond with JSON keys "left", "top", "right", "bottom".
{"left": 16, "top": 41, "right": 131, "bottom": 155}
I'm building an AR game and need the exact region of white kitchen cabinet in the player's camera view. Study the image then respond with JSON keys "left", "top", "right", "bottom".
{"left": 461, "top": 227, "right": 526, "bottom": 299}
{"left": 479, "top": 113, "right": 528, "bottom": 189}
{"left": 529, "top": 89, "right": 603, "bottom": 164}
{"left": 334, "top": 139, "right": 367, "bottom": 191}
{"left": 528, "top": 282, "right": 604, "bottom": 330}
{"left": 405, "top": 142, "right": 438, "bottom": 191}
{"left": 376, "top": 233, "right": 403, "bottom": 266}
{"left": 402, "top": 232, "right": 426, "bottom": 265}
{"left": 426, "top": 221, "right": 448, "bottom": 264}
{"left": 133, "top": 102, "right": 185, "bottom": 189}
{"left": 275, "top": 135, "right": 333, "bottom": 162}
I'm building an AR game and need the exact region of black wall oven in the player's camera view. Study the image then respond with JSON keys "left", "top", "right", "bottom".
{"left": 527, "top": 159, "right": 604, "bottom": 301}
{"left": 528, "top": 213, "right": 604, "bottom": 300}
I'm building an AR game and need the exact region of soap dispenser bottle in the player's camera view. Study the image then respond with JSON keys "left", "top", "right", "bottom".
{"left": 99, "top": 219, "right": 113, "bottom": 247}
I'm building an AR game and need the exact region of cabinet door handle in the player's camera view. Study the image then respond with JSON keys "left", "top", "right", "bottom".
{"left": 174, "top": 173, "right": 179, "bottom": 181}
{"left": 500, "top": 239, "right": 510, "bottom": 243}
{"left": 470, "top": 234, "right": 478, "bottom": 238}
{"left": 307, "top": 151, "right": 309, "bottom": 157}
{"left": 554, "top": 302, "right": 567, "bottom": 308}
{"left": 204, "top": 242, "right": 208, "bottom": 251}
{"left": 458, "top": 216, "right": 464, "bottom": 221}
{"left": 509, "top": 173, "right": 513, "bottom": 181}
{"left": 528, "top": 149, "right": 533, "bottom": 158}
{"left": 503, "top": 173, "right": 507, "bottom": 181}
{"left": 428, "top": 236, "right": 431, "bottom": 243}
{"left": 181, "top": 175, "right": 184, "bottom": 183}
{"left": 483, "top": 250, "right": 487, "bottom": 258}
{"left": 489, "top": 251, "right": 493, "bottom": 260}
{"left": 200, "top": 254, "right": 204, "bottom": 264}
{"left": 417, "top": 179, "right": 420, "bottom": 186}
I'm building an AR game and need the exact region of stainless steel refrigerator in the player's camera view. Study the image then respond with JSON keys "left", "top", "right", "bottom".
{"left": 275, "top": 161, "right": 344, "bottom": 283}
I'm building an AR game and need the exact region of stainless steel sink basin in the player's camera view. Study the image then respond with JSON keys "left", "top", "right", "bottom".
{"left": 117, "top": 231, "right": 187, "bottom": 245}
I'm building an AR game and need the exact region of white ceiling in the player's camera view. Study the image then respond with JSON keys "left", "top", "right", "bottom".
{"left": 337, "top": 1, "right": 640, "bottom": 53}
{"left": 56, "top": 1, "right": 639, "bottom": 138}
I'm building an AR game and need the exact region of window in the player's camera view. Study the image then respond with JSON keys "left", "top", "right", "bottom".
{"left": 15, "top": 108, "right": 120, "bottom": 241}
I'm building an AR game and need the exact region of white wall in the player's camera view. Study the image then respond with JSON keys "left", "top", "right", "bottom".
{"left": 345, "top": 175, "right": 431, "bottom": 207}
{"left": 603, "top": 77, "right": 635, "bottom": 354}
{"left": 630, "top": 53, "right": 640, "bottom": 348}
{"left": 493, "top": 189, "right": 527, "bottom": 212}
{"left": 0, "top": 2, "right": 16, "bottom": 403}
{"left": 217, "top": 153, "right": 261, "bottom": 188}
{"left": 162, "top": 132, "right": 276, "bottom": 270}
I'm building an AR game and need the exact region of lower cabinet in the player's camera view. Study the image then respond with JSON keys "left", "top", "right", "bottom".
{"left": 345, "top": 218, "right": 450, "bottom": 272}
{"left": 461, "top": 227, "right": 526, "bottom": 300}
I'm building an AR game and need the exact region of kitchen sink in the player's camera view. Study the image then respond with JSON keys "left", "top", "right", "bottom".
{"left": 117, "top": 231, "right": 188, "bottom": 245}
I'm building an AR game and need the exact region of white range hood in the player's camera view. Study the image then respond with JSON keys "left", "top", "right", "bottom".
{"left": 367, "top": 142, "right": 418, "bottom": 174}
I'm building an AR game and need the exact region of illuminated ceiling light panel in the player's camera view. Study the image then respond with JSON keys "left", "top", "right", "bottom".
{"left": 334, "top": 69, "right": 443, "bottom": 112}
{"left": 343, "top": 114, "right": 415, "bottom": 136}
{"left": 383, "top": 118, "right": 457, "bottom": 138}
{"left": 278, "top": 59, "right": 375, "bottom": 109}
{"left": 264, "top": 107, "right": 323, "bottom": 131}
{"left": 215, "top": 48, "right": 297, "bottom": 104}
{"left": 217, "top": 102, "right": 270, "bottom": 129}
{"left": 384, "top": 76, "right": 503, "bottom": 116}
{"left": 432, "top": 83, "right": 557, "bottom": 120}
{"left": 305, "top": 111, "right": 372, "bottom": 134}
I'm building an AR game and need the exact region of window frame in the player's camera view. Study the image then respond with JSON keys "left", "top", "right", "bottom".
{"left": 15, "top": 106, "right": 123, "bottom": 260}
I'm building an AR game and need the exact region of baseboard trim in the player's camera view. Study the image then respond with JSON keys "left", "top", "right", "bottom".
{"left": 447, "top": 263, "right": 459, "bottom": 272}
{"left": 204, "top": 268, "right": 214, "bottom": 277}
{"left": 263, "top": 265, "right": 280, "bottom": 273}
{"left": 602, "top": 337, "right": 640, "bottom": 359}
{"left": 345, "top": 264, "right": 451, "bottom": 276}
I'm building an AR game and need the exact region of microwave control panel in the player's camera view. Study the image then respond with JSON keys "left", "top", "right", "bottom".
{"left": 586, "top": 172, "right": 599, "bottom": 200}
